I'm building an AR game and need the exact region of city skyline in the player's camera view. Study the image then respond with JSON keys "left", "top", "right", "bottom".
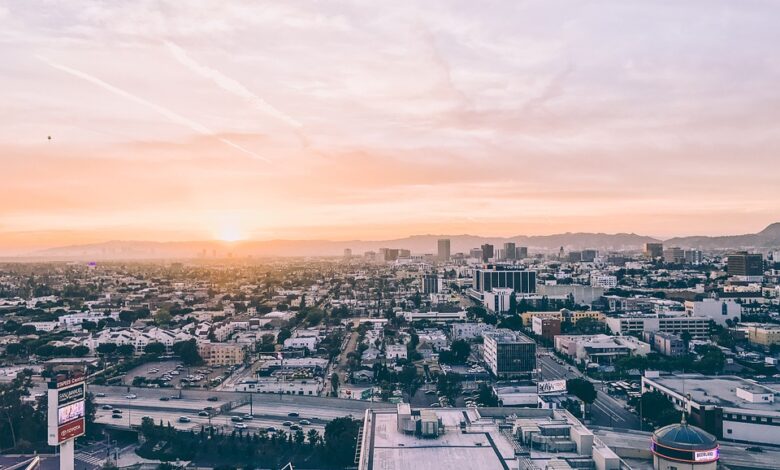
{"left": 3, "top": 1, "right": 780, "bottom": 251}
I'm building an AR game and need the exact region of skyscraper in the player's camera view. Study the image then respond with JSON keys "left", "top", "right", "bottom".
{"left": 727, "top": 252, "right": 764, "bottom": 277}
{"left": 481, "top": 244, "right": 494, "bottom": 262}
{"left": 644, "top": 243, "right": 664, "bottom": 259}
{"left": 437, "top": 239, "right": 451, "bottom": 262}
{"left": 503, "top": 242, "right": 516, "bottom": 260}
{"left": 516, "top": 246, "right": 528, "bottom": 259}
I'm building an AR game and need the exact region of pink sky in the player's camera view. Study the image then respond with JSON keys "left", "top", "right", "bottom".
{"left": 1, "top": 1, "right": 779, "bottom": 253}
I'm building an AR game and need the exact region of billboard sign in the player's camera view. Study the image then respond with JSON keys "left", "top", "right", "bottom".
{"left": 47, "top": 376, "right": 86, "bottom": 446}
{"left": 537, "top": 379, "right": 567, "bottom": 394}
{"left": 694, "top": 448, "right": 719, "bottom": 462}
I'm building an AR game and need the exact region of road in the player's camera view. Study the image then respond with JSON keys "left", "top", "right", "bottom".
{"left": 537, "top": 353, "right": 641, "bottom": 430}
{"left": 323, "top": 330, "right": 358, "bottom": 396}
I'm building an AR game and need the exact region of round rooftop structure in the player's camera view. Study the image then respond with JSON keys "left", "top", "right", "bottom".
{"left": 651, "top": 420, "right": 719, "bottom": 468}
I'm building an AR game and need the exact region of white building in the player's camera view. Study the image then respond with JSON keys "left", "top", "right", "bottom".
{"left": 283, "top": 336, "right": 318, "bottom": 351}
{"left": 684, "top": 299, "right": 742, "bottom": 327}
{"left": 402, "top": 311, "right": 466, "bottom": 322}
{"left": 555, "top": 334, "right": 650, "bottom": 365}
{"left": 451, "top": 322, "right": 495, "bottom": 340}
{"left": 483, "top": 288, "right": 514, "bottom": 313}
{"left": 605, "top": 314, "right": 711, "bottom": 339}
{"left": 590, "top": 275, "right": 618, "bottom": 289}
{"left": 386, "top": 344, "right": 407, "bottom": 360}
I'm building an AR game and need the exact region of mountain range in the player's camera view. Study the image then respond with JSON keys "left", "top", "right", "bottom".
{"left": 14, "top": 223, "right": 780, "bottom": 260}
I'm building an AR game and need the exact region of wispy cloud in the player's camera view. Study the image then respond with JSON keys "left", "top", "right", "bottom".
{"left": 35, "top": 54, "right": 270, "bottom": 162}
{"left": 164, "top": 40, "right": 302, "bottom": 128}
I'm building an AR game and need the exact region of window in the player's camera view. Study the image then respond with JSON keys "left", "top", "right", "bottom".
{"left": 727, "top": 429, "right": 732, "bottom": 434}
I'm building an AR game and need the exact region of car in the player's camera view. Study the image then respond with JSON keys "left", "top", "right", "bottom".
{"left": 746, "top": 447, "right": 764, "bottom": 453}
{"left": 101, "top": 405, "right": 113, "bottom": 410}
{"left": 170, "top": 371, "right": 180, "bottom": 376}
{"left": 243, "top": 414, "right": 254, "bottom": 420}
{"left": 159, "top": 396, "right": 170, "bottom": 401}
{"left": 112, "top": 409, "right": 123, "bottom": 413}
{"left": 96, "top": 392, "right": 106, "bottom": 397}
{"left": 282, "top": 421, "right": 293, "bottom": 426}
{"left": 234, "top": 423, "right": 247, "bottom": 429}
{"left": 111, "top": 414, "right": 122, "bottom": 419}
{"left": 207, "top": 396, "right": 219, "bottom": 402}
{"left": 170, "top": 395, "right": 182, "bottom": 400}
{"left": 299, "top": 419, "right": 311, "bottom": 425}
{"left": 204, "top": 406, "right": 214, "bottom": 411}
{"left": 430, "top": 403, "right": 440, "bottom": 407}
{"left": 230, "top": 416, "right": 243, "bottom": 423}
{"left": 198, "top": 411, "right": 209, "bottom": 417}
{"left": 290, "top": 424, "right": 302, "bottom": 431}
{"left": 266, "top": 426, "right": 277, "bottom": 433}
{"left": 178, "top": 416, "right": 191, "bottom": 423}
{"left": 125, "top": 394, "right": 137, "bottom": 399}
{"left": 287, "top": 412, "right": 299, "bottom": 417}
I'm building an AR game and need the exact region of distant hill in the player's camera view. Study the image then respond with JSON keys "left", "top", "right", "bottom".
{"left": 665, "top": 223, "right": 780, "bottom": 250}
{"left": 21, "top": 223, "right": 780, "bottom": 260}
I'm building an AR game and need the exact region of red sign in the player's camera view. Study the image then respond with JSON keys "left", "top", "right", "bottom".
{"left": 58, "top": 417, "right": 85, "bottom": 443}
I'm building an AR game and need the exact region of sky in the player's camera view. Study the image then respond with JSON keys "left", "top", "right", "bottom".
{"left": 2, "top": 1, "right": 780, "bottom": 254}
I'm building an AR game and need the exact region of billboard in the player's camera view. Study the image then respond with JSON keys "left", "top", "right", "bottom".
{"left": 47, "top": 375, "right": 86, "bottom": 446}
{"left": 694, "top": 448, "right": 719, "bottom": 462}
{"left": 537, "top": 379, "right": 567, "bottom": 394}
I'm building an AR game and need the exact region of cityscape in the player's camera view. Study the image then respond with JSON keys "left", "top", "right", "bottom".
{"left": 2, "top": 2, "right": 780, "bottom": 470}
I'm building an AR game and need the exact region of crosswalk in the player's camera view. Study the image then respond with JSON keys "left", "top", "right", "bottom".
{"left": 75, "top": 453, "right": 105, "bottom": 467}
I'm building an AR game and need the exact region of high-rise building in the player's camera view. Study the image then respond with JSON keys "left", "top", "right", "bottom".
{"left": 343, "top": 248, "right": 352, "bottom": 258}
{"left": 473, "top": 265, "right": 536, "bottom": 294}
{"left": 503, "top": 242, "right": 516, "bottom": 260}
{"left": 663, "top": 247, "right": 684, "bottom": 264}
{"left": 516, "top": 246, "right": 528, "bottom": 259}
{"left": 437, "top": 239, "right": 450, "bottom": 262}
{"left": 481, "top": 244, "right": 494, "bottom": 262}
{"left": 422, "top": 274, "right": 441, "bottom": 294}
{"left": 482, "top": 329, "right": 536, "bottom": 378}
{"left": 684, "top": 249, "right": 703, "bottom": 265}
{"left": 568, "top": 251, "right": 582, "bottom": 263}
{"left": 727, "top": 252, "right": 763, "bottom": 277}
{"left": 469, "top": 248, "right": 483, "bottom": 260}
{"left": 581, "top": 249, "right": 598, "bottom": 262}
{"left": 644, "top": 243, "right": 664, "bottom": 259}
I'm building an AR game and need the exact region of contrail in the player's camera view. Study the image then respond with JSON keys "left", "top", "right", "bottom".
{"left": 35, "top": 54, "right": 270, "bottom": 162}
{"left": 164, "top": 40, "right": 302, "bottom": 129}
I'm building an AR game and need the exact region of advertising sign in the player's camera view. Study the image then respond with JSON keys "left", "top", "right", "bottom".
{"left": 694, "top": 448, "right": 719, "bottom": 462}
{"left": 58, "top": 401, "right": 85, "bottom": 425}
{"left": 537, "top": 379, "right": 567, "bottom": 394}
{"left": 47, "top": 376, "right": 86, "bottom": 446}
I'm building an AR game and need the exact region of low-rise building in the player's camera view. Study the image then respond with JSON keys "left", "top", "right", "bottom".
{"left": 532, "top": 315, "right": 561, "bottom": 341}
{"left": 643, "top": 331, "right": 686, "bottom": 357}
{"left": 685, "top": 299, "right": 742, "bottom": 327}
{"left": 555, "top": 334, "right": 650, "bottom": 365}
{"left": 198, "top": 341, "right": 246, "bottom": 366}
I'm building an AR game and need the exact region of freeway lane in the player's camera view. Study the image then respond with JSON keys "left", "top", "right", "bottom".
{"left": 537, "top": 354, "right": 640, "bottom": 429}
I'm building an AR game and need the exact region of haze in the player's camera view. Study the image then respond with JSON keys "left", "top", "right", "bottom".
{"left": 2, "top": 1, "right": 780, "bottom": 254}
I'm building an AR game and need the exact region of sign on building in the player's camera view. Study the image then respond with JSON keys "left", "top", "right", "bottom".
{"left": 537, "top": 379, "right": 567, "bottom": 395}
{"left": 47, "top": 374, "right": 86, "bottom": 446}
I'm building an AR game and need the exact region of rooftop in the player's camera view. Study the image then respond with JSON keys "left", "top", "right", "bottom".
{"left": 645, "top": 374, "right": 780, "bottom": 413}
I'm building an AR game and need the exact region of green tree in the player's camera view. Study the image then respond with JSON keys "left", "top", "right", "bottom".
{"left": 96, "top": 343, "right": 117, "bottom": 355}
{"left": 566, "top": 378, "right": 596, "bottom": 404}
{"left": 277, "top": 328, "right": 292, "bottom": 345}
{"left": 172, "top": 339, "right": 203, "bottom": 366}
{"left": 323, "top": 417, "right": 361, "bottom": 467}
{"left": 116, "top": 344, "right": 135, "bottom": 356}
{"left": 72, "top": 345, "right": 90, "bottom": 357}
{"left": 330, "top": 372, "right": 340, "bottom": 396}
{"left": 144, "top": 342, "right": 167, "bottom": 356}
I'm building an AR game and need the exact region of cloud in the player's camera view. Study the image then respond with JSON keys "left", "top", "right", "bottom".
{"left": 35, "top": 54, "right": 270, "bottom": 162}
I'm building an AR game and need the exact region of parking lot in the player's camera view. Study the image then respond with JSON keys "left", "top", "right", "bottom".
{"left": 122, "top": 360, "right": 232, "bottom": 389}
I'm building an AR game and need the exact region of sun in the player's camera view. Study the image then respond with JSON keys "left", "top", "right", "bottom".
{"left": 216, "top": 225, "right": 244, "bottom": 243}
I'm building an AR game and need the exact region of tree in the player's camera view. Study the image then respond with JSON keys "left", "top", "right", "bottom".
{"left": 323, "top": 417, "right": 361, "bottom": 467}
{"left": 256, "top": 334, "right": 276, "bottom": 353}
{"left": 277, "top": 328, "right": 292, "bottom": 345}
{"left": 306, "top": 428, "right": 320, "bottom": 446}
{"left": 154, "top": 308, "right": 172, "bottom": 325}
{"left": 436, "top": 373, "right": 462, "bottom": 402}
{"left": 566, "top": 378, "right": 596, "bottom": 404}
{"left": 450, "top": 340, "right": 471, "bottom": 364}
{"left": 72, "top": 345, "right": 90, "bottom": 357}
{"left": 96, "top": 343, "right": 117, "bottom": 356}
{"left": 330, "top": 373, "right": 340, "bottom": 396}
{"left": 639, "top": 391, "right": 679, "bottom": 426}
{"left": 3, "top": 320, "right": 20, "bottom": 332}
{"left": 681, "top": 331, "right": 692, "bottom": 352}
{"left": 15, "top": 325, "right": 37, "bottom": 335}
{"left": 172, "top": 339, "right": 203, "bottom": 366}
{"left": 5, "top": 343, "right": 26, "bottom": 357}
{"left": 144, "top": 342, "right": 167, "bottom": 356}
{"left": 116, "top": 344, "right": 135, "bottom": 356}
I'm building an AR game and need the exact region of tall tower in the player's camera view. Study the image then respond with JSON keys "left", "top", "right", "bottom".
{"left": 437, "top": 239, "right": 451, "bottom": 262}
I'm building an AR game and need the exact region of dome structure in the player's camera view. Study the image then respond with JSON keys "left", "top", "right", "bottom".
{"left": 651, "top": 417, "right": 719, "bottom": 467}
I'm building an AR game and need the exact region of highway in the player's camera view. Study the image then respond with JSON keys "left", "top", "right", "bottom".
{"left": 537, "top": 353, "right": 641, "bottom": 429}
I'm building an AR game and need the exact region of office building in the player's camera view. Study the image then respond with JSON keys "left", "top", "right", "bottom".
{"left": 482, "top": 329, "right": 536, "bottom": 378}
{"left": 727, "top": 252, "right": 764, "bottom": 277}
{"left": 483, "top": 287, "right": 514, "bottom": 313}
{"left": 503, "top": 242, "right": 516, "bottom": 260}
{"left": 645, "top": 243, "right": 664, "bottom": 259}
{"left": 605, "top": 314, "right": 711, "bottom": 339}
{"left": 684, "top": 249, "right": 703, "bottom": 265}
{"left": 197, "top": 342, "right": 246, "bottom": 366}
{"left": 344, "top": 248, "right": 352, "bottom": 258}
{"left": 469, "top": 248, "right": 483, "bottom": 260}
{"left": 532, "top": 315, "right": 561, "bottom": 341}
{"left": 582, "top": 249, "right": 598, "bottom": 262}
{"left": 517, "top": 246, "right": 529, "bottom": 259}
{"left": 684, "top": 299, "right": 741, "bottom": 327}
{"left": 590, "top": 274, "right": 618, "bottom": 289}
{"left": 437, "top": 239, "right": 450, "bottom": 261}
{"left": 643, "top": 331, "right": 686, "bottom": 357}
{"left": 472, "top": 265, "right": 536, "bottom": 294}
{"left": 740, "top": 323, "right": 780, "bottom": 347}
{"left": 643, "top": 373, "right": 780, "bottom": 446}
{"left": 568, "top": 251, "right": 583, "bottom": 263}
{"left": 663, "top": 247, "right": 685, "bottom": 264}
{"left": 422, "top": 274, "right": 442, "bottom": 294}
{"left": 481, "top": 244, "right": 494, "bottom": 262}
{"left": 402, "top": 311, "right": 467, "bottom": 323}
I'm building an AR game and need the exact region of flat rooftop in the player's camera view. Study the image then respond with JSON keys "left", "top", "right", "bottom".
{"left": 645, "top": 374, "right": 780, "bottom": 413}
